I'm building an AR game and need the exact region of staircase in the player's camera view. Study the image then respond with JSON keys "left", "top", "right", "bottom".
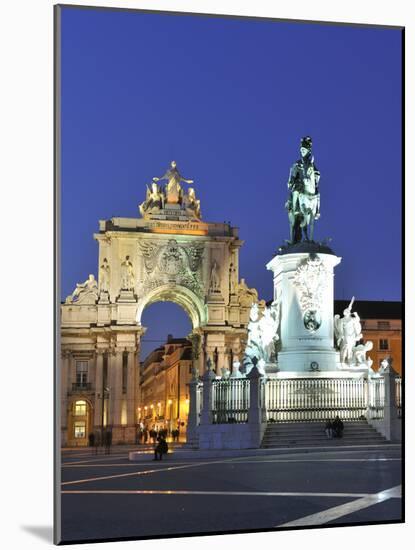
{"left": 261, "top": 420, "right": 387, "bottom": 448}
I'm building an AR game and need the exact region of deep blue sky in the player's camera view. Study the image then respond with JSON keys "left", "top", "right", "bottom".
{"left": 60, "top": 7, "right": 402, "bottom": 358}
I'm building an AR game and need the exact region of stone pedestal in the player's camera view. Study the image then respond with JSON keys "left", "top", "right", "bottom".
{"left": 267, "top": 247, "right": 341, "bottom": 373}
{"left": 98, "top": 291, "right": 110, "bottom": 304}
{"left": 116, "top": 289, "right": 136, "bottom": 303}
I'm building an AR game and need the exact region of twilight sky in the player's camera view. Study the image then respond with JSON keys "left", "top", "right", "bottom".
{"left": 60, "top": 7, "right": 402, "bottom": 358}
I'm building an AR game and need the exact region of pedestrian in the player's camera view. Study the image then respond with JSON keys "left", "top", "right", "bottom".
{"left": 88, "top": 432, "right": 95, "bottom": 453}
{"left": 94, "top": 431, "right": 100, "bottom": 454}
{"left": 153, "top": 436, "right": 168, "bottom": 461}
{"left": 332, "top": 416, "right": 344, "bottom": 438}
{"left": 104, "top": 428, "right": 112, "bottom": 454}
{"left": 324, "top": 420, "right": 333, "bottom": 439}
{"left": 143, "top": 428, "right": 148, "bottom": 443}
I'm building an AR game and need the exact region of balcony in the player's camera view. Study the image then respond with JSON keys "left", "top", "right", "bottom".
{"left": 71, "top": 382, "right": 93, "bottom": 393}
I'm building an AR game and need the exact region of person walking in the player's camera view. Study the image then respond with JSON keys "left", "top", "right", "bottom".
{"left": 332, "top": 416, "right": 344, "bottom": 438}
{"left": 104, "top": 428, "right": 112, "bottom": 454}
{"left": 153, "top": 436, "right": 168, "bottom": 461}
{"left": 88, "top": 432, "right": 95, "bottom": 454}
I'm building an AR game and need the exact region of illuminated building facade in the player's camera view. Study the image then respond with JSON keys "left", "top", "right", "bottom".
{"left": 139, "top": 335, "right": 193, "bottom": 432}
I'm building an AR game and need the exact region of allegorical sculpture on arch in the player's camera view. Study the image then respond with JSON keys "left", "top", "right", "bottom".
{"left": 139, "top": 160, "right": 201, "bottom": 220}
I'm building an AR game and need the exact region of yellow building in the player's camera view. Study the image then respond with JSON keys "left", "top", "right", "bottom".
{"left": 334, "top": 300, "right": 402, "bottom": 374}
{"left": 139, "top": 335, "right": 193, "bottom": 433}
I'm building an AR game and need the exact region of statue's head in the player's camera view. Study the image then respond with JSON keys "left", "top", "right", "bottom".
{"left": 171, "top": 160, "right": 177, "bottom": 168}
{"left": 88, "top": 274, "right": 95, "bottom": 281}
{"left": 343, "top": 308, "right": 351, "bottom": 317}
{"left": 126, "top": 255, "right": 130, "bottom": 260}
{"left": 300, "top": 136, "right": 312, "bottom": 157}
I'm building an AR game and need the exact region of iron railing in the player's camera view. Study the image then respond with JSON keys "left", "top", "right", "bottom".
{"left": 395, "top": 376, "right": 402, "bottom": 418}
{"left": 367, "top": 376, "right": 384, "bottom": 420}
{"left": 71, "top": 382, "right": 92, "bottom": 392}
{"left": 265, "top": 377, "right": 367, "bottom": 422}
{"left": 211, "top": 379, "right": 249, "bottom": 423}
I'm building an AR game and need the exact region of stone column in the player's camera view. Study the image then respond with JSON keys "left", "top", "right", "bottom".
{"left": 200, "top": 367, "right": 216, "bottom": 426}
{"left": 186, "top": 378, "right": 200, "bottom": 447}
{"left": 383, "top": 365, "right": 401, "bottom": 442}
{"left": 110, "top": 350, "right": 123, "bottom": 435}
{"left": 94, "top": 351, "right": 104, "bottom": 428}
{"left": 126, "top": 349, "right": 137, "bottom": 442}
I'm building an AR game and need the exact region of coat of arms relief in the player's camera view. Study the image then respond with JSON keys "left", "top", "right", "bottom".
{"left": 292, "top": 254, "right": 328, "bottom": 332}
{"left": 138, "top": 239, "right": 205, "bottom": 297}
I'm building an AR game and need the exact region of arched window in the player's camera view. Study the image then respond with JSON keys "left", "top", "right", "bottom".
{"left": 74, "top": 400, "right": 87, "bottom": 416}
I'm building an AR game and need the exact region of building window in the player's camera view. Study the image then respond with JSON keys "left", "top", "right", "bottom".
{"left": 76, "top": 361, "right": 88, "bottom": 386}
{"left": 378, "top": 321, "right": 390, "bottom": 330}
{"left": 74, "top": 421, "right": 86, "bottom": 439}
{"left": 74, "top": 400, "right": 87, "bottom": 416}
{"left": 379, "top": 339, "right": 389, "bottom": 350}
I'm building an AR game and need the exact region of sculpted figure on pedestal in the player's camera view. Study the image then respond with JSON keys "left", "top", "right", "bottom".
{"left": 153, "top": 160, "right": 194, "bottom": 204}
{"left": 229, "top": 263, "right": 236, "bottom": 295}
{"left": 237, "top": 278, "right": 258, "bottom": 308}
{"left": 66, "top": 274, "right": 99, "bottom": 303}
{"left": 351, "top": 341, "right": 374, "bottom": 367}
{"left": 287, "top": 136, "right": 321, "bottom": 242}
{"left": 139, "top": 182, "right": 165, "bottom": 217}
{"left": 334, "top": 297, "right": 363, "bottom": 365}
{"left": 183, "top": 187, "right": 201, "bottom": 220}
{"left": 260, "top": 301, "right": 280, "bottom": 362}
{"left": 244, "top": 301, "right": 280, "bottom": 370}
{"left": 244, "top": 303, "right": 263, "bottom": 364}
{"left": 209, "top": 260, "right": 220, "bottom": 292}
{"left": 121, "top": 255, "right": 135, "bottom": 291}
{"left": 99, "top": 258, "right": 110, "bottom": 293}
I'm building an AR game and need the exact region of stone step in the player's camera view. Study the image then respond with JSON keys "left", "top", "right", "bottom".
{"left": 261, "top": 420, "right": 386, "bottom": 448}
{"left": 261, "top": 440, "right": 389, "bottom": 448}
{"left": 263, "top": 429, "right": 380, "bottom": 436}
{"left": 262, "top": 437, "right": 385, "bottom": 448}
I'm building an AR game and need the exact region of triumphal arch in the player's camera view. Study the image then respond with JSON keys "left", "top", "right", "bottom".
{"left": 60, "top": 161, "right": 259, "bottom": 445}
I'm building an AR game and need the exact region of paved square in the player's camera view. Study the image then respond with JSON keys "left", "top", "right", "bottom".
{"left": 60, "top": 445, "right": 402, "bottom": 542}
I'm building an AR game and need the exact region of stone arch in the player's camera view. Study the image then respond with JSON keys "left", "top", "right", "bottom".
{"left": 136, "top": 284, "right": 207, "bottom": 328}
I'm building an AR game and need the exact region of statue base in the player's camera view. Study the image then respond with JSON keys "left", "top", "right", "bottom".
{"left": 208, "top": 289, "right": 224, "bottom": 303}
{"left": 267, "top": 249, "right": 342, "bottom": 374}
{"left": 116, "top": 289, "right": 137, "bottom": 303}
{"left": 277, "top": 349, "right": 341, "bottom": 373}
{"left": 98, "top": 291, "right": 110, "bottom": 304}
{"left": 277, "top": 240, "right": 335, "bottom": 256}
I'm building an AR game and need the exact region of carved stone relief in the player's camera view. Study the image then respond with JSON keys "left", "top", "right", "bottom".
{"left": 138, "top": 239, "right": 205, "bottom": 297}
{"left": 293, "top": 254, "right": 328, "bottom": 332}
